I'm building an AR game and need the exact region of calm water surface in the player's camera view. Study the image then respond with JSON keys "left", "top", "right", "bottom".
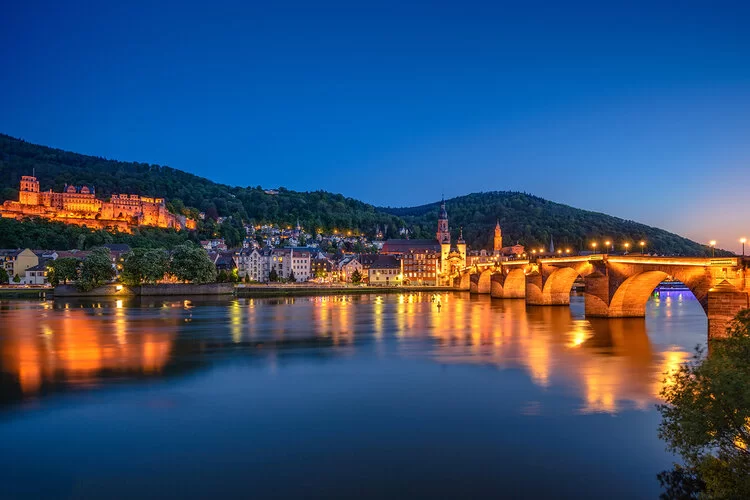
{"left": 0, "top": 292, "right": 704, "bottom": 499}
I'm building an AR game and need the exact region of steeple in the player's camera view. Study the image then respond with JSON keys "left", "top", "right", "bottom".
{"left": 436, "top": 197, "right": 450, "bottom": 244}
{"left": 493, "top": 219, "right": 502, "bottom": 254}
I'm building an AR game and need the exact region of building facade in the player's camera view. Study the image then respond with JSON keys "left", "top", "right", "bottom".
{"left": 368, "top": 255, "right": 402, "bottom": 286}
{"left": 381, "top": 198, "right": 466, "bottom": 285}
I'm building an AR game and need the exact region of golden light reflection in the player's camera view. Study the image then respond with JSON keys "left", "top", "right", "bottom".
{"left": 0, "top": 302, "right": 176, "bottom": 397}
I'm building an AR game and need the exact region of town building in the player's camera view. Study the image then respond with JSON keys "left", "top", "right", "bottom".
{"left": 0, "top": 248, "right": 39, "bottom": 280}
{"left": 338, "top": 255, "right": 362, "bottom": 282}
{"left": 0, "top": 175, "right": 195, "bottom": 232}
{"left": 381, "top": 198, "right": 466, "bottom": 285}
{"left": 368, "top": 255, "right": 402, "bottom": 286}
{"left": 401, "top": 248, "right": 440, "bottom": 285}
{"left": 237, "top": 248, "right": 265, "bottom": 282}
{"left": 311, "top": 257, "right": 333, "bottom": 280}
{"left": 23, "top": 262, "right": 49, "bottom": 285}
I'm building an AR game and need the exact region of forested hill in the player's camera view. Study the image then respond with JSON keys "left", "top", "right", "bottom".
{"left": 382, "top": 192, "right": 719, "bottom": 256}
{"left": 0, "top": 134, "right": 405, "bottom": 237}
{"left": 0, "top": 134, "right": 718, "bottom": 255}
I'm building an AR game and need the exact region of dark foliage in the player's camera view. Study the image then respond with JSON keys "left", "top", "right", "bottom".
{"left": 382, "top": 192, "right": 727, "bottom": 256}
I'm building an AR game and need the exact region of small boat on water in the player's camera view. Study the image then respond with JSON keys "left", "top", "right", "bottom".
{"left": 656, "top": 280, "right": 690, "bottom": 291}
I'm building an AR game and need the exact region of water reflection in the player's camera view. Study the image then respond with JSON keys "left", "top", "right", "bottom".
{"left": 0, "top": 292, "right": 701, "bottom": 413}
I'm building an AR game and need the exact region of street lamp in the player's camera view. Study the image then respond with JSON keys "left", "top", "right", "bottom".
{"left": 624, "top": 242, "right": 630, "bottom": 254}
{"left": 565, "top": 248, "right": 571, "bottom": 254}
{"left": 640, "top": 241, "right": 645, "bottom": 255}
{"left": 591, "top": 242, "right": 597, "bottom": 254}
{"left": 710, "top": 240, "right": 716, "bottom": 258}
{"left": 605, "top": 240, "right": 611, "bottom": 254}
{"left": 741, "top": 237, "right": 746, "bottom": 257}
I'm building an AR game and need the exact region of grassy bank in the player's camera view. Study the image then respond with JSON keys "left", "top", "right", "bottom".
{"left": 0, "top": 287, "right": 52, "bottom": 299}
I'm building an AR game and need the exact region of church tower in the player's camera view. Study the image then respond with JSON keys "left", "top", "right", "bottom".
{"left": 437, "top": 198, "right": 452, "bottom": 279}
{"left": 436, "top": 198, "right": 450, "bottom": 244}
{"left": 457, "top": 227, "right": 467, "bottom": 266}
{"left": 493, "top": 220, "right": 502, "bottom": 255}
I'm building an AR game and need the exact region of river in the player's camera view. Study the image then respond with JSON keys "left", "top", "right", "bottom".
{"left": 0, "top": 291, "right": 703, "bottom": 498}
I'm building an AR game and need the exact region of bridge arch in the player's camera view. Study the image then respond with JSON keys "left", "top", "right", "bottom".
{"left": 503, "top": 269, "right": 526, "bottom": 298}
{"left": 542, "top": 267, "right": 581, "bottom": 305}
{"left": 477, "top": 270, "right": 492, "bottom": 294}
{"left": 608, "top": 271, "right": 669, "bottom": 317}
{"left": 490, "top": 273, "right": 504, "bottom": 298}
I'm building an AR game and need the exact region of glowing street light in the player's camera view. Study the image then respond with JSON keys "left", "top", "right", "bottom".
{"left": 710, "top": 240, "right": 716, "bottom": 258}
{"left": 741, "top": 237, "right": 746, "bottom": 257}
{"left": 624, "top": 242, "right": 630, "bottom": 254}
{"left": 640, "top": 240, "right": 645, "bottom": 255}
{"left": 565, "top": 248, "right": 571, "bottom": 254}
{"left": 605, "top": 240, "right": 611, "bottom": 254}
{"left": 591, "top": 242, "right": 597, "bottom": 254}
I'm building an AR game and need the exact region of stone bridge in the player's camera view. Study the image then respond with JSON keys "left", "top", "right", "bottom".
{"left": 456, "top": 256, "right": 749, "bottom": 339}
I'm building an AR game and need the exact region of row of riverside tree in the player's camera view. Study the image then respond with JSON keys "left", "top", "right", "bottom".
{"left": 47, "top": 243, "right": 217, "bottom": 291}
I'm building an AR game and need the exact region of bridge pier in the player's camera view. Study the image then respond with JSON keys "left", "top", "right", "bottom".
{"left": 707, "top": 281, "right": 749, "bottom": 340}
{"left": 525, "top": 272, "right": 545, "bottom": 305}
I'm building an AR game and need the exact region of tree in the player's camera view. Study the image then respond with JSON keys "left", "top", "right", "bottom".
{"left": 48, "top": 257, "right": 80, "bottom": 286}
{"left": 0, "top": 267, "right": 8, "bottom": 284}
{"left": 657, "top": 310, "right": 750, "bottom": 498}
{"left": 13, "top": 274, "right": 21, "bottom": 284}
{"left": 269, "top": 268, "right": 279, "bottom": 282}
{"left": 351, "top": 269, "right": 362, "bottom": 284}
{"left": 120, "top": 248, "right": 168, "bottom": 286}
{"left": 288, "top": 269, "right": 296, "bottom": 283}
{"left": 77, "top": 248, "right": 115, "bottom": 291}
{"left": 169, "top": 243, "right": 217, "bottom": 283}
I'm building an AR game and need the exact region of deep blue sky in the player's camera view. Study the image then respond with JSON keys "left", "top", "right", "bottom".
{"left": 1, "top": 1, "right": 749, "bottom": 250}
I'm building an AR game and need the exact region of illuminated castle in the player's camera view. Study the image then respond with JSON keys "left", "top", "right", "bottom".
{"left": 0, "top": 175, "right": 196, "bottom": 232}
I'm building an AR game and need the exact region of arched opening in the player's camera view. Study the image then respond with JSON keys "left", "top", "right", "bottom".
{"left": 477, "top": 270, "right": 492, "bottom": 294}
{"left": 607, "top": 270, "right": 707, "bottom": 317}
{"left": 608, "top": 271, "right": 669, "bottom": 317}
{"left": 542, "top": 267, "right": 581, "bottom": 305}
{"left": 503, "top": 269, "right": 526, "bottom": 298}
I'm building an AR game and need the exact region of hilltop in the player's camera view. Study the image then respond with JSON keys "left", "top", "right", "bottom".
{"left": 0, "top": 134, "right": 718, "bottom": 255}
{"left": 382, "top": 192, "right": 719, "bottom": 256}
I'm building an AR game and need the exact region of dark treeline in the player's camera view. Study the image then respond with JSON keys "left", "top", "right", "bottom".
{"left": 0, "top": 218, "right": 197, "bottom": 250}
{"left": 0, "top": 134, "right": 723, "bottom": 255}
{"left": 383, "top": 192, "right": 724, "bottom": 256}
{"left": 0, "top": 134, "right": 405, "bottom": 238}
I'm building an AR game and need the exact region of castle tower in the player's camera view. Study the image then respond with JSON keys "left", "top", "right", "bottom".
{"left": 493, "top": 220, "right": 502, "bottom": 255}
{"left": 18, "top": 175, "right": 40, "bottom": 205}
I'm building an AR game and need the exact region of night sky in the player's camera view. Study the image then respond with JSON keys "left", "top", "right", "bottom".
{"left": 1, "top": 1, "right": 748, "bottom": 251}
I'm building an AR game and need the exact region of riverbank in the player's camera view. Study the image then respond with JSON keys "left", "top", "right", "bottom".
{"left": 54, "top": 283, "right": 235, "bottom": 297}
{"left": 0, "top": 287, "right": 52, "bottom": 299}
{"left": 236, "top": 285, "right": 458, "bottom": 298}
{"left": 47, "top": 283, "right": 459, "bottom": 299}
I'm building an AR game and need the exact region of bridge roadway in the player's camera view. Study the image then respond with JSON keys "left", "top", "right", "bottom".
{"left": 455, "top": 255, "right": 749, "bottom": 339}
